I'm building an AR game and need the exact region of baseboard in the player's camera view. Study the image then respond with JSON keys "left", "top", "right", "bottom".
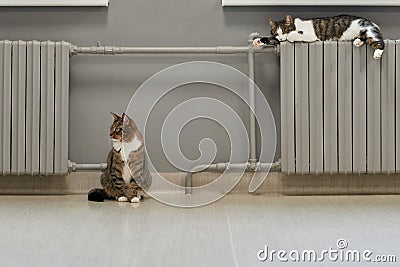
{"left": 1, "top": 171, "right": 399, "bottom": 195}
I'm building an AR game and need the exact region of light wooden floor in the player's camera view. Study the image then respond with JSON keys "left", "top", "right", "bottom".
{"left": 0, "top": 195, "right": 399, "bottom": 267}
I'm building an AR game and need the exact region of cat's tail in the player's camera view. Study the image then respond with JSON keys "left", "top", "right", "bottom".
{"left": 88, "top": 188, "right": 107, "bottom": 202}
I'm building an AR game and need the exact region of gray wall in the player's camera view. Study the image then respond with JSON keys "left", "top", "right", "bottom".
{"left": 1, "top": 1, "right": 400, "bottom": 172}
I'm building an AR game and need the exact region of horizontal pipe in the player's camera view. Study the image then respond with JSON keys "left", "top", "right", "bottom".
{"left": 69, "top": 160, "right": 280, "bottom": 194}
{"left": 68, "top": 161, "right": 107, "bottom": 172}
{"left": 184, "top": 160, "right": 281, "bottom": 194}
{"left": 70, "top": 45, "right": 277, "bottom": 55}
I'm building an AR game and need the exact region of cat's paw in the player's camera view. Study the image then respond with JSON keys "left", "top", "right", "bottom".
{"left": 373, "top": 49, "right": 383, "bottom": 59}
{"left": 252, "top": 38, "right": 263, "bottom": 47}
{"left": 130, "top": 197, "right": 140, "bottom": 203}
{"left": 117, "top": 196, "right": 128, "bottom": 202}
{"left": 353, "top": 38, "right": 364, "bottom": 47}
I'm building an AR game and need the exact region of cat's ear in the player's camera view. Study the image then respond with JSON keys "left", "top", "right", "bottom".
{"left": 122, "top": 113, "right": 130, "bottom": 123}
{"left": 110, "top": 112, "right": 120, "bottom": 121}
{"left": 285, "top": 15, "right": 293, "bottom": 25}
{"left": 268, "top": 18, "right": 276, "bottom": 27}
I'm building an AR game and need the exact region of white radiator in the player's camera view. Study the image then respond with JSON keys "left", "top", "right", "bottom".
{"left": 281, "top": 40, "right": 400, "bottom": 174}
{"left": 0, "top": 40, "right": 70, "bottom": 175}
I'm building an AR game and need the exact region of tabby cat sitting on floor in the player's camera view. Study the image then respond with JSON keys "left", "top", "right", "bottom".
{"left": 253, "top": 14, "right": 384, "bottom": 59}
{"left": 88, "top": 112, "right": 152, "bottom": 203}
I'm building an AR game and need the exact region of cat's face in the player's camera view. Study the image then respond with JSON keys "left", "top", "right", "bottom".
{"left": 269, "top": 15, "right": 296, "bottom": 42}
{"left": 110, "top": 112, "right": 124, "bottom": 142}
{"left": 110, "top": 112, "right": 138, "bottom": 143}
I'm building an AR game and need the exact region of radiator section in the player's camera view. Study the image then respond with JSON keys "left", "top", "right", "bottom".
{"left": 0, "top": 40, "right": 70, "bottom": 175}
{"left": 281, "top": 40, "right": 399, "bottom": 175}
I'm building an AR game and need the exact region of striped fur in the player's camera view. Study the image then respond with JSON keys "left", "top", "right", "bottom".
{"left": 89, "top": 112, "right": 152, "bottom": 203}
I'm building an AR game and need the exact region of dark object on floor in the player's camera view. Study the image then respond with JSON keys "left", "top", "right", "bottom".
{"left": 259, "top": 36, "right": 280, "bottom": 46}
{"left": 88, "top": 188, "right": 107, "bottom": 202}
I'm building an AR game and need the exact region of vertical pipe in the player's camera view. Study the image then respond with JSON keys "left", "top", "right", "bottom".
{"left": 248, "top": 50, "right": 257, "bottom": 164}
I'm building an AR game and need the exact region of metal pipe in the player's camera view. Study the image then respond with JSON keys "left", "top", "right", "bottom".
{"left": 184, "top": 160, "right": 281, "bottom": 194}
{"left": 247, "top": 50, "right": 257, "bottom": 167}
{"left": 68, "top": 161, "right": 107, "bottom": 172}
{"left": 70, "top": 44, "right": 277, "bottom": 56}
{"left": 69, "top": 39, "right": 282, "bottom": 195}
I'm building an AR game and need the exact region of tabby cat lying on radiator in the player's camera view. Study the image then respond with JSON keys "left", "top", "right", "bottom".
{"left": 88, "top": 112, "right": 152, "bottom": 203}
{"left": 253, "top": 15, "right": 384, "bottom": 59}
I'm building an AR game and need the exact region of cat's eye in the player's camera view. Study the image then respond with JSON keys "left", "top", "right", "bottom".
{"left": 298, "top": 31, "right": 304, "bottom": 34}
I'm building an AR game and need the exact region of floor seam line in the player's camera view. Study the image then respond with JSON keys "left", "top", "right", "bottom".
{"left": 225, "top": 202, "right": 239, "bottom": 267}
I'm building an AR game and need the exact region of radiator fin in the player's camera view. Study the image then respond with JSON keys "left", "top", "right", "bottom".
{"left": 337, "top": 42, "right": 353, "bottom": 173}
{"left": 54, "top": 41, "right": 70, "bottom": 175}
{"left": 381, "top": 40, "right": 396, "bottom": 173}
{"left": 366, "top": 43, "right": 381, "bottom": 173}
{"left": 309, "top": 42, "right": 323, "bottom": 174}
{"left": 396, "top": 41, "right": 400, "bottom": 172}
{"left": 280, "top": 42, "right": 296, "bottom": 174}
{"left": 352, "top": 44, "right": 367, "bottom": 173}
{"left": 0, "top": 41, "right": 12, "bottom": 175}
{"left": 323, "top": 42, "right": 338, "bottom": 173}
{"left": 26, "top": 41, "right": 41, "bottom": 175}
{"left": 11, "top": 41, "right": 27, "bottom": 174}
{"left": 294, "top": 42, "right": 309, "bottom": 174}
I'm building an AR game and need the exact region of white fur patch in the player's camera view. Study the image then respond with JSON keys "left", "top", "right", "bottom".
{"left": 121, "top": 135, "right": 143, "bottom": 185}
{"left": 123, "top": 135, "right": 142, "bottom": 155}
{"left": 287, "top": 19, "right": 318, "bottom": 43}
{"left": 252, "top": 38, "right": 263, "bottom": 47}
{"left": 122, "top": 167, "right": 131, "bottom": 185}
{"left": 277, "top": 27, "right": 283, "bottom": 36}
{"left": 276, "top": 27, "right": 289, "bottom": 42}
{"left": 117, "top": 196, "right": 128, "bottom": 202}
{"left": 353, "top": 38, "right": 364, "bottom": 47}
{"left": 131, "top": 197, "right": 140, "bottom": 203}
{"left": 340, "top": 19, "right": 362, "bottom": 41}
{"left": 374, "top": 49, "right": 383, "bottom": 59}
{"left": 112, "top": 139, "right": 122, "bottom": 151}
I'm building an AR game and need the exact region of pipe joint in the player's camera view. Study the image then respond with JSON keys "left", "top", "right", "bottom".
{"left": 216, "top": 162, "right": 227, "bottom": 171}
{"left": 68, "top": 160, "right": 76, "bottom": 172}
{"left": 248, "top": 159, "right": 258, "bottom": 171}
